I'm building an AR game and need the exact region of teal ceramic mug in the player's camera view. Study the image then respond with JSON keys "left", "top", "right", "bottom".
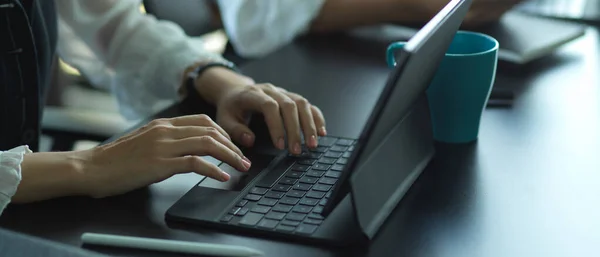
{"left": 387, "top": 31, "right": 499, "bottom": 143}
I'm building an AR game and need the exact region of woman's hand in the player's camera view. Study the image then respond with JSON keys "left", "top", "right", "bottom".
{"left": 83, "top": 114, "right": 251, "bottom": 198}
{"left": 194, "top": 67, "right": 327, "bottom": 155}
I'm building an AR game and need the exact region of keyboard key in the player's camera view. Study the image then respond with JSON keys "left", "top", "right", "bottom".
{"left": 236, "top": 200, "right": 248, "bottom": 207}
{"left": 257, "top": 219, "right": 279, "bottom": 230}
{"left": 281, "top": 220, "right": 301, "bottom": 226}
{"left": 229, "top": 207, "right": 242, "bottom": 215}
{"left": 319, "top": 177, "right": 338, "bottom": 185}
{"left": 348, "top": 145, "right": 355, "bottom": 152}
{"left": 249, "top": 187, "right": 268, "bottom": 195}
{"left": 251, "top": 206, "right": 271, "bottom": 214}
{"left": 306, "top": 191, "right": 326, "bottom": 199}
{"left": 298, "top": 159, "right": 317, "bottom": 165}
{"left": 299, "top": 176, "right": 318, "bottom": 184}
{"left": 285, "top": 171, "right": 303, "bottom": 179}
{"left": 276, "top": 225, "right": 296, "bottom": 233}
{"left": 265, "top": 211, "right": 286, "bottom": 220}
{"left": 336, "top": 139, "right": 354, "bottom": 146}
{"left": 255, "top": 158, "right": 295, "bottom": 188}
{"left": 244, "top": 194, "right": 262, "bottom": 201}
{"left": 292, "top": 164, "right": 310, "bottom": 172}
{"left": 318, "top": 158, "right": 337, "bottom": 165}
{"left": 220, "top": 214, "right": 234, "bottom": 223}
{"left": 300, "top": 198, "right": 319, "bottom": 206}
{"left": 329, "top": 145, "right": 348, "bottom": 152}
{"left": 342, "top": 152, "right": 352, "bottom": 158}
{"left": 264, "top": 191, "right": 285, "bottom": 199}
{"left": 308, "top": 152, "right": 323, "bottom": 159}
{"left": 279, "top": 197, "right": 300, "bottom": 205}
{"left": 304, "top": 218, "right": 323, "bottom": 225}
{"left": 292, "top": 205, "right": 312, "bottom": 214}
{"left": 306, "top": 170, "right": 325, "bottom": 177}
{"left": 312, "top": 184, "right": 331, "bottom": 192}
{"left": 273, "top": 184, "right": 291, "bottom": 192}
{"left": 337, "top": 158, "right": 348, "bottom": 165}
{"left": 239, "top": 212, "right": 264, "bottom": 226}
{"left": 285, "top": 213, "right": 307, "bottom": 221}
{"left": 324, "top": 151, "right": 343, "bottom": 158}
{"left": 257, "top": 198, "right": 278, "bottom": 206}
{"left": 312, "top": 206, "right": 324, "bottom": 214}
{"left": 325, "top": 191, "right": 332, "bottom": 198}
{"left": 318, "top": 137, "right": 337, "bottom": 147}
{"left": 295, "top": 224, "right": 318, "bottom": 235}
{"left": 312, "top": 164, "right": 331, "bottom": 171}
{"left": 309, "top": 146, "right": 328, "bottom": 153}
{"left": 236, "top": 207, "right": 250, "bottom": 216}
{"left": 319, "top": 198, "right": 328, "bottom": 206}
{"left": 272, "top": 204, "right": 294, "bottom": 213}
{"left": 330, "top": 164, "right": 345, "bottom": 171}
{"left": 292, "top": 183, "right": 312, "bottom": 191}
{"left": 286, "top": 190, "right": 306, "bottom": 198}
{"left": 279, "top": 178, "right": 298, "bottom": 185}
{"left": 308, "top": 213, "right": 325, "bottom": 220}
{"left": 325, "top": 171, "right": 341, "bottom": 178}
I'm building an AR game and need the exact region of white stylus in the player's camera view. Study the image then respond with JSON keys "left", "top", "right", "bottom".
{"left": 81, "top": 233, "right": 264, "bottom": 257}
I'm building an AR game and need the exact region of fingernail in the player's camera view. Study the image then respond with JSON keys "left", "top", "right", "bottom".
{"left": 220, "top": 171, "right": 230, "bottom": 182}
{"left": 319, "top": 127, "right": 327, "bottom": 136}
{"left": 309, "top": 135, "right": 318, "bottom": 148}
{"left": 243, "top": 156, "right": 251, "bottom": 164}
{"left": 242, "top": 133, "right": 254, "bottom": 146}
{"left": 242, "top": 159, "right": 251, "bottom": 170}
{"left": 277, "top": 137, "right": 285, "bottom": 150}
{"left": 293, "top": 143, "right": 302, "bottom": 155}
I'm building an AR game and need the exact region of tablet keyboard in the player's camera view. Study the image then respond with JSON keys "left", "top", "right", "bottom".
{"left": 219, "top": 136, "right": 356, "bottom": 235}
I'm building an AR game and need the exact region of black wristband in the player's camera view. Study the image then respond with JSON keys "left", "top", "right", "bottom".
{"left": 187, "top": 61, "right": 239, "bottom": 81}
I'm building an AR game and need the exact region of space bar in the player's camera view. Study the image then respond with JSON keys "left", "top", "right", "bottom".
{"left": 255, "top": 158, "right": 296, "bottom": 188}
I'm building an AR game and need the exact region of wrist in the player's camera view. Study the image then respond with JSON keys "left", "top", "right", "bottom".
{"left": 193, "top": 67, "right": 254, "bottom": 104}
{"left": 13, "top": 150, "right": 90, "bottom": 203}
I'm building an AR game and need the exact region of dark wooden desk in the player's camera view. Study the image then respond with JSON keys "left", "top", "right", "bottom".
{"left": 1, "top": 27, "right": 599, "bottom": 257}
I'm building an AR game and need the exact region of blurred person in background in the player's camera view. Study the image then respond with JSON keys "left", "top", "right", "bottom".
{"left": 209, "top": 0, "right": 523, "bottom": 57}
{"left": 0, "top": 0, "right": 325, "bottom": 214}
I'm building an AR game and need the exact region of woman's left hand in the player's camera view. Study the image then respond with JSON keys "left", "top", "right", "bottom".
{"left": 193, "top": 67, "right": 327, "bottom": 155}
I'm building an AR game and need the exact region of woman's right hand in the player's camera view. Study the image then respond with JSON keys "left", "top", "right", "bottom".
{"left": 81, "top": 114, "right": 251, "bottom": 198}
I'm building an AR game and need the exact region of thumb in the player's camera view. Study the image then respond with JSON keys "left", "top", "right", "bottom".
{"left": 219, "top": 114, "right": 255, "bottom": 148}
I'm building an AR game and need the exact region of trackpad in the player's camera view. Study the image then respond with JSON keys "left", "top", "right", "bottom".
{"left": 198, "top": 153, "right": 276, "bottom": 191}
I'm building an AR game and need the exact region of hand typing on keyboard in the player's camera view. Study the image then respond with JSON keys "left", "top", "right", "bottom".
{"left": 195, "top": 68, "right": 327, "bottom": 155}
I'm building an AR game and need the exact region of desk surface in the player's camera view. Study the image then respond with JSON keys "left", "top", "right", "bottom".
{"left": 2, "top": 27, "right": 600, "bottom": 257}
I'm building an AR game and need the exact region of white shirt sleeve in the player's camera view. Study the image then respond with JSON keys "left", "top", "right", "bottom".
{"left": 55, "top": 0, "right": 229, "bottom": 120}
{"left": 216, "top": 0, "right": 326, "bottom": 58}
{"left": 0, "top": 146, "right": 31, "bottom": 216}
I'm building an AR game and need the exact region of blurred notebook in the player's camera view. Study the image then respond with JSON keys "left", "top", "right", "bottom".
{"left": 475, "top": 11, "right": 586, "bottom": 64}
{"left": 350, "top": 11, "right": 586, "bottom": 64}
{"left": 517, "top": 0, "right": 600, "bottom": 22}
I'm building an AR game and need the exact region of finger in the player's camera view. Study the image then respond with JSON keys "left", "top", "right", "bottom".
{"left": 170, "top": 126, "right": 245, "bottom": 158}
{"left": 261, "top": 85, "right": 303, "bottom": 155}
{"left": 168, "top": 136, "right": 251, "bottom": 172}
{"left": 286, "top": 92, "right": 318, "bottom": 148}
{"left": 311, "top": 105, "right": 327, "bottom": 136}
{"left": 167, "top": 114, "right": 231, "bottom": 141}
{"left": 236, "top": 86, "right": 286, "bottom": 149}
{"left": 167, "top": 156, "right": 230, "bottom": 182}
{"left": 218, "top": 113, "right": 260, "bottom": 152}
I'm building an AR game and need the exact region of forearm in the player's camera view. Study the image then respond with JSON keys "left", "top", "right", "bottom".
{"left": 309, "top": 0, "right": 428, "bottom": 32}
{"left": 12, "top": 151, "right": 91, "bottom": 203}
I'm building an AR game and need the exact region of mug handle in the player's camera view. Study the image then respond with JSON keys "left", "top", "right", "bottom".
{"left": 386, "top": 42, "right": 407, "bottom": 68}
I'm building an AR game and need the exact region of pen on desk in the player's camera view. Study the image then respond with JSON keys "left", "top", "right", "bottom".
{"left": 81, "top": 233, "right": 264, "bottom": 257}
